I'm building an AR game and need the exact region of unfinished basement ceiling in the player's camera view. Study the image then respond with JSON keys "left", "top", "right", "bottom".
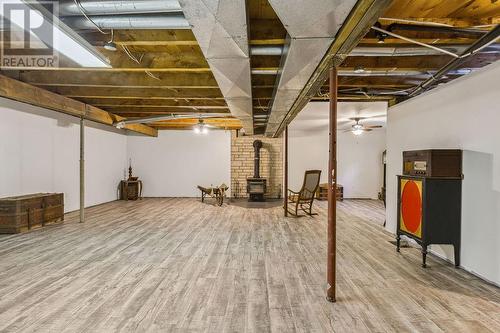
{"left": 177, "top": 0, "right": 254, "bottom": 134}
{"left": 0, "top": 0, "right": 499, "bottom": 134}
{"left": 263, "top": 0, "right": 358, "bottom": 136}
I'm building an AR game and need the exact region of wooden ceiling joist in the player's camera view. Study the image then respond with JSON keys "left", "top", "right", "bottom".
{"left": 0, "top": 74, "right": 157, "bottom": 137}
{"left": 15, "top": 71, "right": 218, "bottom": 87}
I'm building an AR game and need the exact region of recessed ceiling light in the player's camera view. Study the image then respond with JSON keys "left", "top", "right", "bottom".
{"left": 354, "top": 66, "right": 365, "bottom": 74}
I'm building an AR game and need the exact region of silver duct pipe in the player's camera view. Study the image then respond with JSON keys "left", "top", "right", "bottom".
{"left": 62, "top": 14, "right": 190, "bottom": 30}
{"left": 58, "top": 0, "right": 182, "bottom": 16}
{"left": 251, "top": 68, "right": 476, "bottom": 76}
{"left": 250, "top": 45, "right": 500, "bottom": 57}
{"left": 250, "top": 46, "right": 284, "bottom": 56}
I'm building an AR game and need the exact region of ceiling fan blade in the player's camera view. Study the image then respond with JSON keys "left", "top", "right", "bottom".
{"left": 363, "top": 128, "right": 373, "bottom": 132}
{"left": 365, "top": 125, "right": 383, "bottom": 129}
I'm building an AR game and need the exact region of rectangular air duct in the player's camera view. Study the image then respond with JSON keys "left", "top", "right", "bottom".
{"left": 264, "top": 0, "right": 358, "bottom": 137}
{"left": 178, "top": 0, "right": 254, "bottom": 134}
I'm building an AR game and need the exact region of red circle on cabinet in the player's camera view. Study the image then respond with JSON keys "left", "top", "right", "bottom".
{"left": 401, "top": 180, "right": 422, "bottom": 233}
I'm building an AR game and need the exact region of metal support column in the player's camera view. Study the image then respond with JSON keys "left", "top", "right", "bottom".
{"left": 327, "top": 66, "right": 338, "bottom": 302}
{"left": 79, "top": 117, "right": 85, "bottom": 223}
{"left": 284, "top": 125, "right": 288, "bottom": 217}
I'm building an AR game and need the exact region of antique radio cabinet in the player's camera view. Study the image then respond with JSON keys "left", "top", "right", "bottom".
{"left": 397, "top": 149, "right": 462, "bottom": 268}
{"left": 0, "top": 193, "right": 64, "bottom": 234}
{"left": 403, "top": 149, "right": 462, "bottom": 178}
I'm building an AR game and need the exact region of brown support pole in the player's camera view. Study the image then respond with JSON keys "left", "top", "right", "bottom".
{"left": 284, "top": 125, "right": 289, "bottom": 217}
{"left": 327, "top": 66, "right": 338, "bottom": 302}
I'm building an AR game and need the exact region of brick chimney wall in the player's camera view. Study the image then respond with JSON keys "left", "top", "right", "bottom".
{"left": 230, "top": 131, "right": 283, "bottom": 198}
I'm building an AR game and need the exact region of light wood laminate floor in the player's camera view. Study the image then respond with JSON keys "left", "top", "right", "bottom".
{"left": 0, "top": 198, "right": 498, "bottom": 332}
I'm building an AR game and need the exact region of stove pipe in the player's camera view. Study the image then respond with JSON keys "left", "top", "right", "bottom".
{"left": 253, "top": 139, "right": 263, "bottom": 178}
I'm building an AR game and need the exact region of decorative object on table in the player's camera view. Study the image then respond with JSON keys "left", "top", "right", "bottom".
{"left": 198, "top": 184, "right": 228, "bottom": 206}
{"left": 396, "top": 149, "right": 463, "bottom": 268}
{"left": 246, "top": 140, "right": 266, "bottom": 202}
{"left": 120, "top": 159, "right": 143, "bottom": 200}
{"left": 286, "top": 170, "right": 321, "bottom": 217}
{"left": 0, "top": 193, "right": 64, "bottom": 234}
{"left": 316, "top": 183, "right": 343, "bottom": 201}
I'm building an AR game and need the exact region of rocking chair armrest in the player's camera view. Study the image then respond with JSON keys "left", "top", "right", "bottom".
{"left": 288, "top": 189, "right": 300, "bottom": 194}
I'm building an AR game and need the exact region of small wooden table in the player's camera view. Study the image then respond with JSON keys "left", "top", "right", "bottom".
{"left": 198, "top": 185, "right": 227, "bottom": 206}
{"left": 120, "top": 180, "right": 143, "bottom": 201}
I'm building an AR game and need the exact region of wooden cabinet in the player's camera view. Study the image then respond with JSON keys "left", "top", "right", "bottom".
{"left": 0, "top": 193, "right": 64, "bottom": 234}
{"left": 397, "top": 175, "right": 462, "bottom": 267}
{"left": 120, "top": 180, "right": 143, "bottom": 201}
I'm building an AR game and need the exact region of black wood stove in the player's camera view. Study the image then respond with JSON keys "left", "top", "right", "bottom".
{"left": 247, "top": 140, "right": 266, "bottom": 202}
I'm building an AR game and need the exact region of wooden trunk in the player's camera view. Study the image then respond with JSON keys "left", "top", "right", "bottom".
{"left": 317, "top": 183, "right": 343, "bottom": 201}
{"left": 0, "top": 193, "right": 64, "bottom": 234}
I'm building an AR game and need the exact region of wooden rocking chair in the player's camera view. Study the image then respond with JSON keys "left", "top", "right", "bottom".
{"left": 286, "top": 170, "right": 321, "bottom": 217}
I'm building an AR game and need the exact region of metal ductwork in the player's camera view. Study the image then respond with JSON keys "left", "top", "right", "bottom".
{"left": 251, "top": 44, "right": 500, "bottom": 57}
{"left": 177, "top": 0, "right": 254, "bottom": 135}
{"left": 250, "top": 46, "right": 284, "bottom": 56}
{"left": 387, "top": 23, "right": 487, "bottom": 37}
{"left": 252, "top": 68, "right": 476, "bottom": 77}
{"left": 350, "top": 44, "right": 500, "bottom": 57}
{"left": 264, "top": 0, "right": 358, "bottom": 136}
{"left": 62, "top": 14, "right": 190, "bottom": 30}
{"left": 58, "top": 0, "right": 182, "bottom": 16}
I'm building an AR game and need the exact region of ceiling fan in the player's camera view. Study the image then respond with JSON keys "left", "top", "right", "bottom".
{"left": 343, "top": 117, "right": 383, "bottom": 135}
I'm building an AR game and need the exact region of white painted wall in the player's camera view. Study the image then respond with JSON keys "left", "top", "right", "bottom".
{"left": 289, "top": 102, "right": 386, "bottom": 199}
{"left": 386, "top": 60, "right": 500, "bottom": 285}
{"left": 127, "top": 130, "right": 231, "bottom": 197}
{"left": 0, "top": 97, "right": 127, "bottom": 212}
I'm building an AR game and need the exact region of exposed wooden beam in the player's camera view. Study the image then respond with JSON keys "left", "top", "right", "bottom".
{"left": 16, "top": 71, "right": 218, "bottom": 87}
{"left": 103, "top": 106, "right": 230, "bottom": 114}
{"left": 76, "top": 98, "right": 227, "bottom": 107}
{"left": 249, "top": 39, "right": 286, "bottom": 45}
{"left": 151, "top": 118, "right": 242, "bottom": 130}
{"left": 0, "top": 74, "right": 157, "bottom": 137}
{"left": 47, "top": 87, "right": 273, "bottom": 99}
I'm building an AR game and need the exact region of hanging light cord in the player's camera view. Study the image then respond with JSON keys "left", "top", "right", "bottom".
{"left": 73, "top": 0, "right": 109, "bottom": 35}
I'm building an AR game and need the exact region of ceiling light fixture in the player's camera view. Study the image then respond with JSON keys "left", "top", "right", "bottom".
{"left": 104, "top": 29, "right": 117, "bottom": 51}
{"left": 354, "top": 66, "right": 365, "bottom": 74}
{"left": 1, "top": 0, "right": 110, "bottom": 67}
{"left": 193, "top": 120, "right": 208, "bottom": 134}
{"left": 352, "top": 129, "right": 364, "bottom": 136}
{"left": 374, "top": 22, "right": 387, "bottom": 44}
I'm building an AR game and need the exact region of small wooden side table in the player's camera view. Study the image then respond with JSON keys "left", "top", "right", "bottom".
{"left": 120, "top": 180, "right": 143, "bottom": 201}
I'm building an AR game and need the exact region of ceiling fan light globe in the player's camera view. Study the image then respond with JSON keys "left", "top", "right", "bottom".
{"left": 194, "top": 126, "right": 201, "bottom": 134}
{"left": 201, "top": 126, "right": 208, "bottom": 134}
{"left": 353, "top": 129, "right": 364, "bottom": 136}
